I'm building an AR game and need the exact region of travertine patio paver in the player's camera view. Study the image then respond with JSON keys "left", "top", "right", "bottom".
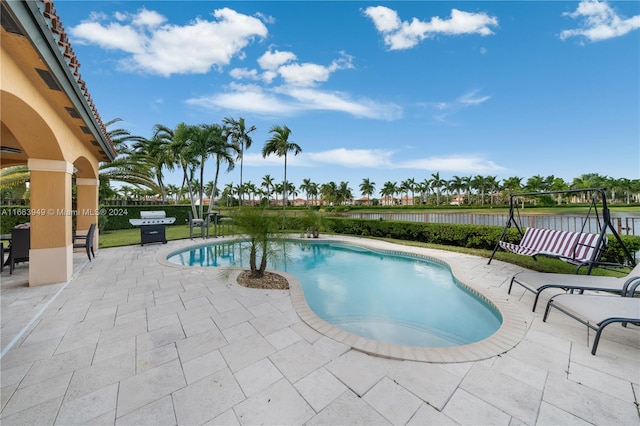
{"left": 1, "top": 236, "right": 638, "bottom": 425}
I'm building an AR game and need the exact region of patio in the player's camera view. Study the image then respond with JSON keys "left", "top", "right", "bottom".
{"left": 1, "top": 236, "right": 638, "bottom": 425}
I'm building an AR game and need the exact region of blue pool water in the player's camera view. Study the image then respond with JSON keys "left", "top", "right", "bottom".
{"left": 167, "top": 240, "right": 502, "bottom": 347}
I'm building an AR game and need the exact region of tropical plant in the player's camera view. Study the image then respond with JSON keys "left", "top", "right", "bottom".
{"left": 262, "top": 125, "right": 302, "bottom": 214}
{"left": 223, "top": 117, "right": 256, "bottom": 204}
{"left": 359, "top": 178, "right": 376, "bottom": 205}
{"left": 231, "top": 207, "right": 282, "bottom": 278}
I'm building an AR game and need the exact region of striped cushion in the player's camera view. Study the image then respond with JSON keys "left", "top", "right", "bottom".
{"left": 501, "top": 228, "right": 605, "bottom": 263}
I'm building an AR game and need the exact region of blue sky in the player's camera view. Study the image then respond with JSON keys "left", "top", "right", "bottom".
{"left": 55, "top": 1, "right": 640, "bottom": 197}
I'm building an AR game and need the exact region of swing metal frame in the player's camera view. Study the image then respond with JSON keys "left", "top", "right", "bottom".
{"left": 487, "top": 188, "right": 636, "bottom": 274}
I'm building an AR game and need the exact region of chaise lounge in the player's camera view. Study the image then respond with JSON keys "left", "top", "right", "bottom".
{"left": 543, "top": 288, "right": 640, "bottom": 355}
{"left": 508, "top": 263, "right": 640, "bottom": 311}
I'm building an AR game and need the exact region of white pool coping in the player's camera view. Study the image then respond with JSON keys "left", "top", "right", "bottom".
{"left": 159, "top": 235, "right": 529, "bottom": 363}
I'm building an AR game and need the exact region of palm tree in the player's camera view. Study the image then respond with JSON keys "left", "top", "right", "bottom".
{"left": 380, "top": 181, "right": 397, "bottom": 206}
{"left": 449, "top": 176, "right": 464, "bottom": 206}
{"left": 320, "top": 181, "right": 338, "bottom": 206}
{"left": 223, "top": 117, "right": 256, "bottom": 204}
{"left": 300, "top": 178, "right": 315, "bottom": 206}
{"left": 337, "top": 181, "right": 353, "bottom": 205}
{"left": 359, "top": 178, "right": 375, "bottom": 206}
{"left": 430, "top": 172, "right": 445, "bottom": 206}
{"left": 130, "top": 134, "right": 173, "bottom": 202}
{"left": 261, "top": 174, "right": 275, "bottom": 205}
{"left": 262, "top": 125, "right": 302, "bottom": 214}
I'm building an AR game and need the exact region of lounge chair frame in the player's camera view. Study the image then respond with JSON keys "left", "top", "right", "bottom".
{"left": 543, "top": 281, "right": 640, "bottom": 355}
{"left": 488, "top": 188, "right": 635, "bottom": 274}
{"left": 509, "top": 270, "right": 640, "bottom": 311}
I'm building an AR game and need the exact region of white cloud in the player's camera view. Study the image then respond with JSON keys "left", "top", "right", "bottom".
{"left": 364, "top": 6, "right": 499, "bottom": 50}
{"left": 399, "top": 155, "right": 505, "bottom": 173}
{"left": 187, "top": 83, "right": 401, "bottom": 120}
{"left": 189, "top": 50, "right": 396, "bottom": 120}
{"left": 258, "top": 49, "right": 297, "bottom": 70}
{"left": 307, "top": 149, "right": 395, "bottom": 168}
{"left": 424, "top": 90, "right": 491, "bottom": 123}
{"left": 69, "top": 7, "right": 268, "bottom": 76}
{"left": 131, "top": 8, "right": 166, "bottom": 28}
{"left": 243, "top": 148, "right": 505, "bottom": 174}
{"left": 560, "top": 0, "right": 640, "bottom": 42}
{"left": 229, "top": 68, "right": 259, "bottom": 80}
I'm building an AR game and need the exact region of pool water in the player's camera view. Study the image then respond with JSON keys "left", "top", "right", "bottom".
{"left": 167, "top": 240, "right": 502, "bottom": 347}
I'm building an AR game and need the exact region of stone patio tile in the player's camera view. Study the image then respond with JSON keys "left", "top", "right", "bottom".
{"left": 221, "top": 322, "right": 258, "bottom": 343}
{"left": 535, "top": 401, "right": 592, "bottom": 425}
{"left": 54, "top": 330, "right": 101, "bottom": 355}
{"left": 114, "top": 309, "right": 146, "bottom": 326}
{"left": 204, "top": 408, "right": 240, "bottom": 425}
{"left": 492, "top": 354, "right": 548, "bottom": 391}
{"left": 290, "top": 321, "right": 323, "bottom": 343}
{"left": 407, "top": 403, "right": 459, "bottom": 425}
{"left": 247, "top": 302, "right": 280, "bottom": 317}
{"left": 363, "top": 376, "right": 422, "bottom": 425}
{"left": 87, "top": 409, "right": 116, "bottom": 425}
{"left": 182, "top": 349, "right": 227, "bottom": 384}
{"left": 219, "top": 333, "right": 276, "bottom": 372}
{"left": 175, "top": 328, "right": 227, "bottom": 363}
{"left": 136, "top": 322, "right": 185, "bottom": 355}
{"left": 249, "top": 308, "right": 296, "bottom": 336}
{"left": 0, "top": 396, "right": 62, "bottom": 426}
{"left": 66, "top": 351, "right": 136, "bottom": 402}
{"left": 306, "top": 390, "right": 390, "bottom": 426}
{"left": 147, "top": 312, "right": 180, "bottom": 332}
{"left": 117, "top": 358, "right": 186, "bottom": 417}
{"left": 54, "top": 382, "right": 118, "bottom": 425}
{"left": 136, "top": 343, "right": 179, "bottom": 374}
{"left": 233, "top": 378, "right": 315, "bottom": 426}
{"left": 94, "top": 336, "right": 136, "bottom": 364}
{"left": 269, "top": 340, "right": 330, "bottom": 382}
{"left": 312, "top": 336, "right": 350, "bottom": 360}
{"left": 20, "top": 344, "right": 96, "bottom": 388}
{"left": 461, "top": 364, "right": 542, "bottom": 424}
{"left": 115, "top": 395, "right": 176, "bottom": 426}
{"left": 442, "top": 389, "right": 511, "bottom": 425}
{"left": 21, "top": 324, "right": 69, "bottom": 346}
{"left": 506, "top": 339, "right": 570, "bottom": 376}
{"left": 0, "top": 338, "right": 58, "bottom": 370}
{"left": 173, "top": 368, "right": 245, "bottom": 425}
{"left": 177, "top": 303, "right": 218, "bottom": 326}
{"left": 0, "top": 363, "right": 31, "bottom": 388}
{"left": 234, "top": 358, "right": 283, "bottom": 397}
{"left": 294, "top": 367, "right": 347, "bottom": 412}
{"left": 212, "top": 306, "right": 255, "bottom": 331}
{"left": 208, "top": 295, "right": 242, "bottom": 313}
{"left": 542, "top": 373, "right": 639, "bottom": 425}
{"left": 99, "top": 320, "right": 149, "bottom": 346}
{"left": 145, "top": 300, "right": 185, "bottom": 322}
{"left": 265, "top": 326, "right": 303, "bottom": 350}
{"left": 181, "top": 317, "right": 215, "bottom": 337}
{"left": 0, "top": 384, "right": 17, "bottom": 412}
{"left": 568, "top": 361, "right": 636, "bottom": 403}
{"left": 325, "top": 350, "right": 388, "bottom": 396}
{"left": 387, "top": 360, "right": 462, "bottom": 410}
{"left": 1, "top": 372, "right": 71, "bottom": 418}
{"left": 570, "top": 341, "right": 640, "bottom": 384}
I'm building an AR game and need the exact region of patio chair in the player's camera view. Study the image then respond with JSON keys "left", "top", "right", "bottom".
{"left": 508, "top": 263, "right": 640, "bottom": 311}
{"left": 543, "top": 286, "right": 640, "bottom": 355}
{"left": 8, "top": 228, "right": 30, "bottom": 274}
{"left": 188, "top": 211, "right": 207, "bottom": 239}
{"left": 73, "top": 223, "right": 96, "bottom": 261}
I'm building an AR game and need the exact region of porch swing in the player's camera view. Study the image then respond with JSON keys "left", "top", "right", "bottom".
{"left": 487, "top": 188, "right": 635, "bottom": 274}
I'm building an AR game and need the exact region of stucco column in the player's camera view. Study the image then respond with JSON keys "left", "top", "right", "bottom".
{"left": 76, "top": 178, "right": 99, "bottom": 252}
{"left": 27, "top": 159, "right": 73, "bottom": 286}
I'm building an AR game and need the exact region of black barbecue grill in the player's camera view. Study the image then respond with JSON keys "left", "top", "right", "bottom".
{"left": 129, "top": 211, "right": 176, "bottom": 245}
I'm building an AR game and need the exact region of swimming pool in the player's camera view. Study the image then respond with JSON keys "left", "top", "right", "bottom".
{"left": 167, "top": 239, "right": 502, "bottom": 348}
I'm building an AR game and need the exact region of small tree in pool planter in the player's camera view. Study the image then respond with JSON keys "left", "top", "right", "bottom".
{"left": 231, "top": 207, "right": 282, "bottom": 278}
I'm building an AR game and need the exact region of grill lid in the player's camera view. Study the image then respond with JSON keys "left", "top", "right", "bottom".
{"left": 140, "top": 211, "right": 166, "bottom": 219}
